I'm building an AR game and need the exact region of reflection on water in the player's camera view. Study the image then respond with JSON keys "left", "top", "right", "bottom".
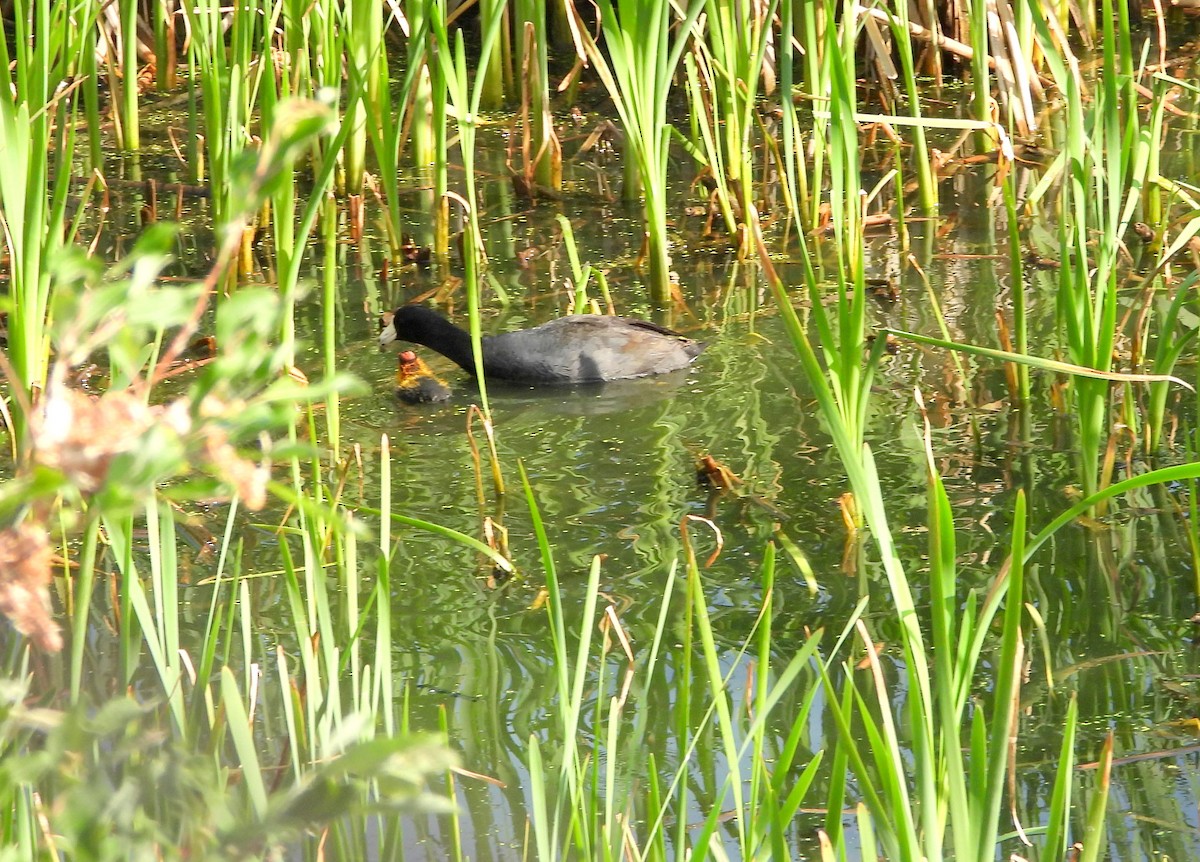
{"left": 485, "top": 369, "right": 695, "bottom": 415}
{"left": 77, "top": 124, "right": 1200, "bottom": 861}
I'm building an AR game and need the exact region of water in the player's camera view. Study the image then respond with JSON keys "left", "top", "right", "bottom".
{"left": 50, "top": 100, "right": 1200, "bottom": 859}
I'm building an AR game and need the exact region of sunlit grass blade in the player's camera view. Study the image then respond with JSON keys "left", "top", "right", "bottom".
{"left": 886, "top": 328, "right": 1194, "bottom": 391}
{"left": 221, "top": 666, "right": 269, "bottom": 818}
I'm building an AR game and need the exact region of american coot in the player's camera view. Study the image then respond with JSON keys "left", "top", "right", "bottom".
{"left": 395, "top": 350, "right": 452, "bottom": 403}
{"left": 379, "top": 305, "right": 706, "bottom": 384}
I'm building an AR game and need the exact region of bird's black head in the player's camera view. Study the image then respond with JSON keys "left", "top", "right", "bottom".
{"left": 378, "top": 306, "right": 474, "bottom": 372}
{"left": 379, "top": 305, "right": 440, "bottom": 351}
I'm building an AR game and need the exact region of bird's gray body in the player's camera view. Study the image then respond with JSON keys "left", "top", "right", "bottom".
{"left": 380, "top": 307, "right": 705, "bottom": 384}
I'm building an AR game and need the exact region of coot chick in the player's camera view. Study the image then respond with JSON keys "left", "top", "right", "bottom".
{"left": 378, "top": 305, "right": 705, "bottom": 384}
{"left": 395, "top": 350, "right": 452, "bottom": 403}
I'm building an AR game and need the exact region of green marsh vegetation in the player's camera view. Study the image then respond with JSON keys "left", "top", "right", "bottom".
{"left": 1, "top": 0, "right": 1199, "bottom": 859}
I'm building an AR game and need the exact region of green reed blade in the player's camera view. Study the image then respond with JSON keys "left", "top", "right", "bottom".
{"left": 1041, "top": 694, "right": 1078, "bottom": 858}
{"left": 1025, "top": 462, "right": 1200, "bottom": 564}
{"left": 118, "top": 0, "right": 139, "bottom": 149}
{"left": 973, "top": 491, "right": 1025, "bottom": 858}
{"left": 1077, "top": 732, "right": 1113, "bottom": 862}
{"left": 572, "top": 0, "right": 705, "bottom": 302}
